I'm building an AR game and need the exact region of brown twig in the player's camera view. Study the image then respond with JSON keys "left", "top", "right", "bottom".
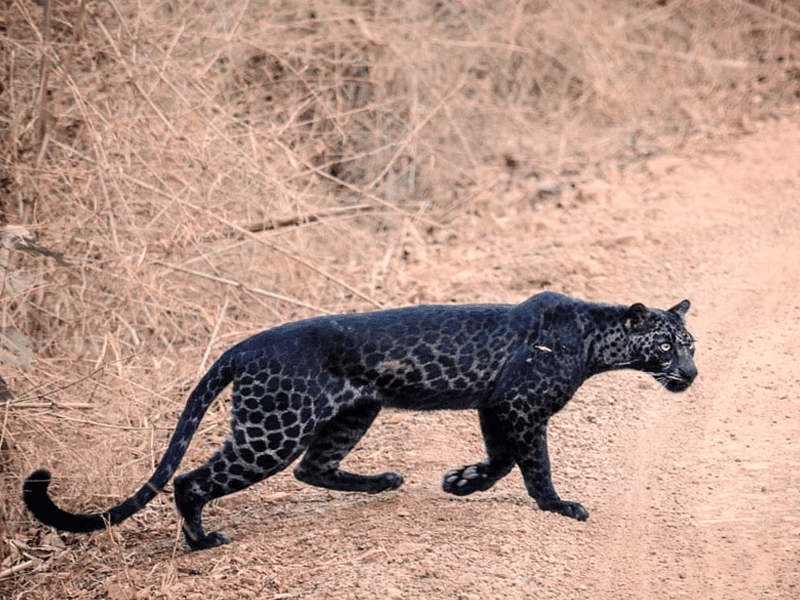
{"left": 243, "top": 204, "right": 377, "bottom": 233}
{"left": 152, "top": 261, "right": 336, "bottom": 315}
{"left": 34, "top": 0, "right": 52, "bottom": 170}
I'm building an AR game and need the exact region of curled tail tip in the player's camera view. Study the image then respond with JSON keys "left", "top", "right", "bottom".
{"left": 26, "top": 468, "right": 52, "bottom": 481}
{"left": 24, "top": 469, "right": 52, "bottom": 495}
{"left": 23, "top": 469, "right": 60, "bottom": 527}
{"left": 23, "top": 469, "right": 54, "bottom": 517}
{"left": 22, "top": 469, "right": 109, "bottom": 533}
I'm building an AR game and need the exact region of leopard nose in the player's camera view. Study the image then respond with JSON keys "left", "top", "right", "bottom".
{"left": 680, "top": 360, "right": 697, "bottom": 382}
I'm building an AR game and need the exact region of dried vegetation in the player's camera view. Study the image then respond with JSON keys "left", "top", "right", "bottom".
{"left": 0, "top": 0, "right": 798, "bottom": 595}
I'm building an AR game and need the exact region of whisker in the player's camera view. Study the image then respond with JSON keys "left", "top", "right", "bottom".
{"left": 641, "top": 371, "right": 686, "bottom": 382}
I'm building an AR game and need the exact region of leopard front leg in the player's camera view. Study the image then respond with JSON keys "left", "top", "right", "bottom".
{"left": 481, "top": 346, "right": 590, "bottom": 521}
{"left": 513, "top": 419, "right": 589, "bottom": 521}
{"left": 442, "top": 407, "right": 515, "bottom": 496}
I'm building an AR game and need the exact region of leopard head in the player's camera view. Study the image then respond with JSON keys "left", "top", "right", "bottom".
{"left": 625, "top": 300, "right": 697, "bottom": 392}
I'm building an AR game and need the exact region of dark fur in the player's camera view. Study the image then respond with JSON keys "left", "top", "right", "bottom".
{"left": 24, "top": 292, "right": 697, "bottom": 550}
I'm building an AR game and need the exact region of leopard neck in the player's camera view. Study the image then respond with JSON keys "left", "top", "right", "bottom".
{"left": 582, "top": 304, "right": 634, "bottom": 378}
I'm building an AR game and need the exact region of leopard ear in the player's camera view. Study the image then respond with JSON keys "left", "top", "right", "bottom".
{"left": 624, "top": 303, "right": 651, "bottom": 332}
{"left": 669, "top": 299, "right": 691, "bottom": 318}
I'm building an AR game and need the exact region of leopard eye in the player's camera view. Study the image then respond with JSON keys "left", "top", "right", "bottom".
{"left": 659, "top": 342, "right": 672, "bottom": 352}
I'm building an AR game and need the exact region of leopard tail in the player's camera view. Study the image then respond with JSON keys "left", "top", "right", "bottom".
{"left": 22, "top": 354, "right": 235, "bottom": 533}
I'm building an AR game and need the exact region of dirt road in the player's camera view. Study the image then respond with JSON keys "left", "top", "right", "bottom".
{"left": 11, "top": 118, "right": 800, "bottom": 599}
{"left": 564, "top": 120, "right": 800, "bottom": 599}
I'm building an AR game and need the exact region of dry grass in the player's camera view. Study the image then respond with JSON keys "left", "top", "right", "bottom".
{"left": 0, "top": 0, "right": 798, "bottom": 592}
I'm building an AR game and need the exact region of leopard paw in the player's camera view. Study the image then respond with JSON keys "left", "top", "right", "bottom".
{"left": 185, "top": 531, "right": 231, "bottom": 551}
{"left": 539, "top": 499, "right": 589, "bottom": 521}
{"left": 442, "top": 465, "right": 494, "bottom": 496}
{"left": 371, "top": 472, "right": 404, "bottom": 493}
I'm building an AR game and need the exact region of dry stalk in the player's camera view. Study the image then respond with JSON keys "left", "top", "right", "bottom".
{"left": 199, "top": 297, "right": 228, "bottom": 374}
{"left": 152, "top": 261, "right": 334, "bottom": 315}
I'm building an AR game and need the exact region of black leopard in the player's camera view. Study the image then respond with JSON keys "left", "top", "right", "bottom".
{"left": 23, "top": 292, "right": 697, "bottom": 551}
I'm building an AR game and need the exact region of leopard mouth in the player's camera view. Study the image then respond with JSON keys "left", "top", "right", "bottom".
{"left": 653, "top": 372, "right": 695, "bottom": 393}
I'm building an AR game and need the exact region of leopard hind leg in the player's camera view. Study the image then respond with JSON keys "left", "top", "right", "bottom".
{"left": 294, "top": 402, "right": 403, "bottom": 493}
{"left": 174, "top": 429, "right": 306, "bottom": 551}
{"left": 443, "top": 407, "right": 516, "bottom": 496}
